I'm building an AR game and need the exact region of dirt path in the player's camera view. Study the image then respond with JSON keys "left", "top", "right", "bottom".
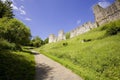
{"left": 33, "top": 51, "right": 83, "bottom": 80}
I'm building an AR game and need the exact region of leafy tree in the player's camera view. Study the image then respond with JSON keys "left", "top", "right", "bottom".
{"left": 43, "top": 38, "right": 49, "bottom": 44}
{"left": 30, "top": 36, "right": 43, "bottom": 47}
{"left": 0, "top": 18, "right": 31, "bottom": 46}
{"left": 66, "top": 32, "right": 70, "bottom": 39}
{"left": 0, "top": 0, "right": 14, "bottom": 18}
{"left": 0, "top": 38, "right": 16, "bottom": 50}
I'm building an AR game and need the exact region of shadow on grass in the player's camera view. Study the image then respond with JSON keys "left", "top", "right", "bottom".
{"left": 0, "top": 50, "right": 35, "bottom": 80}
{"left": 22, "top": 49, "right": 39, "bottom": 55}
{"left": 35, "top": 63, "right": 53, "bottom": 80}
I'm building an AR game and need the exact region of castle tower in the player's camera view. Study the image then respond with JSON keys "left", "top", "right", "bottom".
{"left": 57, "top": 30, "right": 66, "bottom": 41}
{"left": 49, "top": 34, "right": 57, "bottom": 43}
{"left": 93, "top": 4, "right": 105, "bottom": 26}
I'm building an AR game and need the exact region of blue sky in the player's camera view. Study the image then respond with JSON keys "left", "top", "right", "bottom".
{"left": 2, "top": 0, "right": 114, "bottom": 40}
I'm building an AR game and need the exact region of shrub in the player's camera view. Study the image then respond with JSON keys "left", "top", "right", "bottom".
{"left": 100, "top": 20, "right": 120, "bottom": 31}
{"left": 82, "top": 39, "right": 92, "bottom": 42}
{"left": 66, "top": 32, "right": 70, "bottom": 39}
{"left": 105, "top": 26, "right": 120, "bottom": 36}
{"left": 63, "top": 42, "right": 68, "bottom": 46}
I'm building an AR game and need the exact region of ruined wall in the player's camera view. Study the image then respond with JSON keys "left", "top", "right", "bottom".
{"left": 49, "top": 34, "right": 57, "bottom": 43}
{"left": 70, "top": 22, "right": 97, "bottom": 38}
{"left": 49, "top": 30, "right": 66, "bottom": 43}
{"left": 57, "top": 30, "right": 66, "bottom": 41}
{"left": 93, "top": 0, "right": 120, "bottom": 26}
{"left": 49, "top": 0, "right": 120, "bottom": 43}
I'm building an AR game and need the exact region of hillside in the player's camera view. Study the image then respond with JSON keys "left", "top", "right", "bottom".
{"left": 36, "top": 20, "right": 120, "bottom": 80}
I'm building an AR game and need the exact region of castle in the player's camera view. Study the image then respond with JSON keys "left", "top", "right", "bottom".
{"left": 49, "top": 0, "right": 120, "bottom": 43}
{"left": 49, "top": 30, "right": 66, "bottom": 43}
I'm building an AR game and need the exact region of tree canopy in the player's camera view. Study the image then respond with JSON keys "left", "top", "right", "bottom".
{"left": 0, "top": 17, "right": 31, "bottom": 46}
{"left": 0, "top": 0, "right": 14, "bottom": 18}
{"left": 30, "top": 36, "right": 43, "bottom": 47}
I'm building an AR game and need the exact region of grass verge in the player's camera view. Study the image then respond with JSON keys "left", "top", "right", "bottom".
{"left": 0, "top": 50, "right": 35, "bottom": 80}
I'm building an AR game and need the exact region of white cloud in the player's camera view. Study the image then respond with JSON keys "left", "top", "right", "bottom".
{"left": 77, "top": 20, "right": 81, "bottom": 25}
{"left": 98, "top": 0, "right": 111, "bottom": 8}
{"left": 11, "top": 4, "right": 26, "bottom": 15}
{"left": 20, "top": 5, "right": 24, "bottom": 9}
{"left": 19, "top": 5, "right": 26, "bottom": 15}
{"left": 2, "top": 0, "right": 32, "bottom": 21}
{"left": 25, "top": 18, "right": 32, "bottom": 21}
{"left": 11, "top": 4, "right": 18, "bottom": 10}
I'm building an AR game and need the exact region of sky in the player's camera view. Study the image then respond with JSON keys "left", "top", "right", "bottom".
{"left": 2, "top": 0, "right": 115, "bottom": 40}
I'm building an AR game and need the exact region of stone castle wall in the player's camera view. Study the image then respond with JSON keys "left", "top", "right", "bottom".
{"left": 49, "top": 0, "right": 120, "bottom": 43}
{"left": 49, "top": 34, "right": 57, "bottom": 43}
{"left": 49, "top": 30, "right": 66, "bottom": 43}
{"left": 57, "top": 30, "right": 66, "bottom": 41}
{"left": 70, "top": 22, "right": 97, "bottom": 38}
{"left": 93, "top": 0, "right": 120, "bottom": 26}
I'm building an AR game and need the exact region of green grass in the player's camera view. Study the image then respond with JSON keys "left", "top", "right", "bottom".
{"left": 36, "top": 20, "right": 120, "bottom": 80}
{"left": 0, "top": 50, "right": 35, "bottom": 80}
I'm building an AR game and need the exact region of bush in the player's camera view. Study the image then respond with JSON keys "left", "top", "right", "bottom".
{"left": 106, "top": 26, "right": 120, "bottom": 36}
{"left": 63, "top": 42, "right": 68, "bottom": 46}
{"left": 99, "top": 20, "right": 120, "bottom": 36}
{"left": 66, "top": 32, "right": 70, "bottom": 39}
{"left": 82, "top": 39, "right": 92, "bottom": 42}
{"left": 100, "top": 20, "right": 120, "bottom": 31}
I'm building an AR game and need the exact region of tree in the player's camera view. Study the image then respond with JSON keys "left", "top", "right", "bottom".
{"left": 30, "top": 36, "right": 43, "bottom": 47}
{"left": 43, "top": 38, "right": 49, "bottom": 44}
{"left": 65, "top": 32, "right": 70, "bottom": 39}
{"left": 0, "top": 18, "right": 31, "bottom": 46}
{"left": 0, "top": 0, "right": 14, "bottom": 18}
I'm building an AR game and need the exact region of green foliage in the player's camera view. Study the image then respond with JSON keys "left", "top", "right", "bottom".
{"left": 0, "top": 50, "right": 35, "bottom": 80}
{"left": 0, "top": 0, "right": 14, "bottom": 18}
{"left": 43, "top": 38, "right": 49, "bottom": 44}
{"left": 0, "top": 18, "right": 31, "bottom": 46}
{"left": 100, "top": 20, "right": 120, "bottom": 36}
{"left": 82, "top": 39, "right": 92, "bottom": 42}
{"left": 106, "top": 26, "right": 120, "bottom": 36}
{"left": 66, "top": 32, "right": 70, "bottom": 39}
{"left": 0, "top": 38, "right": 16, "bottom": 50}
{"left": 30, "top": 36, "right": 43, "bottom": 47}
{"left": 37, "top": 20, "right": 120, "bottom": 80}
{"left": 62, "top": 42, "right": 68, "bottom": 46}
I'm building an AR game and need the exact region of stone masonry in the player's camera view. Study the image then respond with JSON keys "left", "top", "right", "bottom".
{"left": 49, "top": 30, "right": 66, "bottom": 43}
{"left": 93, "top": 0, "right": 120, "bottom": 26}
{"left": 70, "top": 22, "right": 97, "bottom": 38}
{"left": 49, "top": 0, "right": 120, "bottom": 43}
{"left": 57, "top": 30, "right": 66, "bottom": 41}
{"left": 49, "top": 34, "right": 57, "bottom": 43}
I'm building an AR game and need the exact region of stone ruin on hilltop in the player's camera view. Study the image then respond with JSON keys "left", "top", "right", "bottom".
{"left": 49, "top": 0, "right": 120, "bottom": 43}
{"left": 49, "top": 30, "right": 66, "bottom": 43}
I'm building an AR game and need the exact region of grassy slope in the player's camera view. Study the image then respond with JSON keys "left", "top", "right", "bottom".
{"left": 36, "top": 21, "right": 120, "bottom": 80}
{"left": 0, "top": 50, "right": 35, "bottom": 80}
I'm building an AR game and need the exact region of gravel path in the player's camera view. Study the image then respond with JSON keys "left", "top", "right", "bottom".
{"left": 33, "top": 51, "right": 83, "bottom": 80}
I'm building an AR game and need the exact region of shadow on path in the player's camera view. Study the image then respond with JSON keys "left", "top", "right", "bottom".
{"left": 35, "top": 63, "right": 53, "bottom": 80}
